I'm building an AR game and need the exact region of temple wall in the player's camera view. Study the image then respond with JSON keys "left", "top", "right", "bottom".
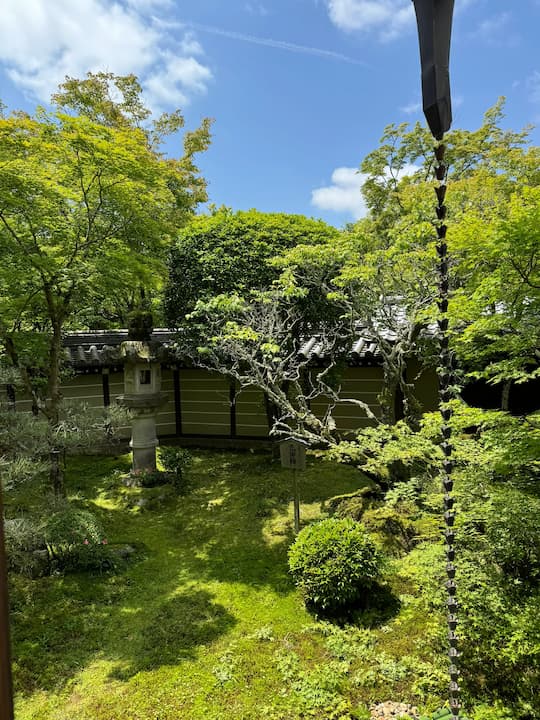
{"left": 3, "top": 363, "right": 436, "bottom": 442}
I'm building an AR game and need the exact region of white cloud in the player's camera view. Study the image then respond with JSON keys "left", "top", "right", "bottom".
{"left": 400, "top": 100, "right": 422, "bottom": 115}
{"left": 145, "top": 55, "right": 212, "bottom": 108}
{"left": 325, "top": 0, "right": 479, "bottom": 41}
{"left": 325, "top": 0, "right": 414, "bottom": 40}
{"left": 0, "top": 0, "right": 212, "bottom": 110}
{"left": 312, "top": 164, "right": 419, "bottom": 220}
{"left": 124, "top": 0, "right": 172, "bottom": 9}
{"left": 180, "top": 31, "right": 204, "bottom": 57}
{"left": 312, "top": 167, "right": 368, "bottom": 220}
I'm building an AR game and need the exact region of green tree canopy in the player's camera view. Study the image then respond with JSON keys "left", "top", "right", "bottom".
{"left": 279, "top": 101, "right": 540, "bottom": 421}
{"left": 352, "top": 99, "right": 540, "bottom": 388}
{"left": 0, "top": 72, "right": 211, "bottom": 424}
{"left": 164, "top": 208, "right": 339, "bottom": 326}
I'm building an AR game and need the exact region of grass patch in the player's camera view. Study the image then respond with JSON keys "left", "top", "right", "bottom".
{"left": 9, "top": 449, "right": 449, "bottom": 719}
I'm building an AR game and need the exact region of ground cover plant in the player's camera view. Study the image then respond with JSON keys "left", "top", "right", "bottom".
{"left": 6, "top": 438, "right": 539, "bottom": 719}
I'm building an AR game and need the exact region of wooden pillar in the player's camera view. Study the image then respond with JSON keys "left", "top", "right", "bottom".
{"left": 102, "top": 369, "right": 110, "bottom": 408}
{"left": 173, "top": 368, "right": 182, "bottom": 436}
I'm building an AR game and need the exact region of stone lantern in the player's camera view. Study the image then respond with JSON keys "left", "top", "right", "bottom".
{"left": 117, "top": 340, "right": 167, "bottom": 471}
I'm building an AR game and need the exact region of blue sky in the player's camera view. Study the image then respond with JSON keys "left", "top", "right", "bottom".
{"left": 1, "top": 0, "right": 539, "bottom": 226}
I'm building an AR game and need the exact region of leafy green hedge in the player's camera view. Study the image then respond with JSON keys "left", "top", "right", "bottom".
{"left": 288, "top": 518, "right": 383, "bottom": 610}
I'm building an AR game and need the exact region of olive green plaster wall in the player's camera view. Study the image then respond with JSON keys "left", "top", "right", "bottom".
{"left": 179, "top": 369, "right": 231, "bottom": 436}
{"left": 6, "top": 362, "right": 438, "bottom": 441}
{"left": 310, "top": 366, "right": 384, "bottom": 436}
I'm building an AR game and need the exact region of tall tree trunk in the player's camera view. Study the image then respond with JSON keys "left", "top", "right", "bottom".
{"left": 401, "top": 362, "right": 422, "bottom": 431}
{"left": 47, "top": 317, "right": 65, "bottom": 495}
{"left": 379, "top": 365, "right": 398, "bottom": 425}
{"left": 3, "top": 336, "right": 41, "bottom": 416}
{"left": 47, "top": 319, "right": 63, "bottom": 427}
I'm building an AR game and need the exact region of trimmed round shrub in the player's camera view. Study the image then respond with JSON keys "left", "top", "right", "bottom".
{"left": 288, "top": 518, "right": 383, "bottom": 610}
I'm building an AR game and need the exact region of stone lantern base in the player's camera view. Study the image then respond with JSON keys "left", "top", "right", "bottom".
{"left": 117, "top": 393, "right": 168, "bottom": 472}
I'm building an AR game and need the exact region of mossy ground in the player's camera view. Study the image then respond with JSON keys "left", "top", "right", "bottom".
{"left": 9, "top": 450, "right": 448, "bottom": 720}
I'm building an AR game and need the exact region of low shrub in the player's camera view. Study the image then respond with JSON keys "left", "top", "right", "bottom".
{"left": 4, "top": 517, "right": 48, "bottom": 577}
{"left": 43, "top": 500, "right": 114, "bottom": 572}
{"left": 126, "top": 468, "right": 175, "bottom": 488}
{"left": 288, "top": 518, "right": 383, "bottom": 611}
{"left": 485, "top": 487, "right": 540, "bottom": 582}
{"left": 469, "top": 703, "right": 514, "bottom": 720}
{"left": 160, "top": 447, "right": 193, "bottom": 494}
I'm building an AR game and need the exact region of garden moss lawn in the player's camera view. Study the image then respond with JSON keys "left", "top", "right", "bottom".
{"left": 10, "top": 450, "right": 447, "bottom": 720}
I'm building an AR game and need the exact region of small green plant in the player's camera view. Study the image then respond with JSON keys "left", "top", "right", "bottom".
{"left": 127, "top": 468, "right": 174, "bottom": 488}
{"left": 4, "top": 517, "right": 48, "bottom": 577}
{"left": 250, "top": 625, "right": 275, "bottom": 642}
{"left": 384, "top": 477, "right": 424, "bottom": 507}
{"left": 288, "top": 518, "right": 383, "bottom": 610}
{"left": 212, "top": 650, "right": 238, "bottom": 685}
{"left": 42, "top": 500, "right": 113, "bottom": 572}
{"left": 485, "top": 487, "right": 540, "bottom": 582}
{"left": 470, "top": 702, "right": 514, "bottom": 719}
{"left": 419, "top": 711, "right": 470, "bottom": 720}
{"left": 160, "top": 446, "right": 193, "bottom": 493}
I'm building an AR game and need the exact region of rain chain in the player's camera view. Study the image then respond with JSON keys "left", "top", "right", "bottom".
{"left": 433, "top": 141, "right": 461, "bottom": 719}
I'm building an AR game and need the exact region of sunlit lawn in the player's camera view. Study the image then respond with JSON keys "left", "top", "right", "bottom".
{"left": 9, "top": 450, "right": 446, "bottom": 719}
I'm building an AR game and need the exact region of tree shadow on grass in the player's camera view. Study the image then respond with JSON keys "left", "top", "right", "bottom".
{"left": 305, "top": 583, "right": 401, "bottom": 629}
{"left": 351, "top": 582, "right": 402, "bottom": 628}
{"left": 165, "top": 453, "right": 368, "bottom": 595}
{"left": 11, "top": 451, "right": 370, "bottom": 695}
{"left": 9, "top": 570, "right": 127, "bottom": 695}
{"left": 110, "top": 589, "right": 236, "bottom": 680}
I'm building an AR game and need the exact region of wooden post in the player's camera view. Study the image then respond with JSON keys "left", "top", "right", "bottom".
{"left": 293, "top": 468, "right": 300, "bottom": 534}
{"left": 0, "top": 487, "right": 14, "bottom": 720}
{"left": 279, "top": 439, "right": 307, "bottom": 535}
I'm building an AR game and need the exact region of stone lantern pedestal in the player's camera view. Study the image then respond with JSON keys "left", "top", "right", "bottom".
{"left": 116, "top": 341, "right": 167, "bottom": 471}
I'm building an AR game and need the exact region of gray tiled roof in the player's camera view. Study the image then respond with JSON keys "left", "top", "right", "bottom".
{"left": 64, "top": 328, "right": 384, "bottom": 368}
{"left": 63, "top": 329, "right": 175, "bottom": 368}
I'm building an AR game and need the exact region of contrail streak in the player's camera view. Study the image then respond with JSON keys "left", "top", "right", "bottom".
{"left": 186, "top": 21, "right": 366, "bottom": 66}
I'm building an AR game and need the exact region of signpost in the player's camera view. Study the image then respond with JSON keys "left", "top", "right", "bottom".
{"left": 279, "top": 438, "right": 308, "bottom": 534}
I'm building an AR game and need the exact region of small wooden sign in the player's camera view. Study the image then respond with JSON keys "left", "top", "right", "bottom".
{"left": 279, "top": 439, "right": 307, "bottom": 471}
